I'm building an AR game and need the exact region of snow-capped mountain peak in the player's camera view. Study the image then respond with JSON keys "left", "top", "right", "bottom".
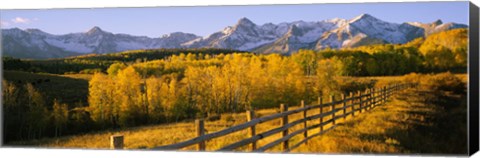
{"left": 405, "top": 19, "right": 467, "bottom": 36}
{"left": 1, "top": 14, "right": 468, "bottom": 59}
{"left": 326, "top": 18, "right": 348, "bottom": 26}
{"left": 25, "top": 28, "right": 48, "bottom": 35}
{"left": 236, "top": 17, "right": 256, "bottom": 28}
{"left": 286, "top": 24, "right": 303, "bottom": 36}
{"left": 432, "top": 19, "right": 443, "bottom": 25}
{"left": 349, "top": 13, "right": 378, "bottom": 23}
{"left": 86, "top": 26, "right": 107, "bottom": 35}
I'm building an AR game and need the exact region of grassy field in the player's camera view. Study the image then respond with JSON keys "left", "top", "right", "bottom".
{"left": 11, "top": 102, "right": 337, "bottom": 152}
{"left": 6, "top": 75, "right": 402, "bottom": 151}
{"left": 6, "top": 73, "right": 467, "bottom": 154}
{"left": 292, "top": 76, "right": 468, "bottom": 155}
{"left": 3, "top": 70, "right": 90, "bottom": 107}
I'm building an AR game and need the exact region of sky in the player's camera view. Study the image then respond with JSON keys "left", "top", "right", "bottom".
{"left": 0, "top": 1, "right": 469, "bottom": 37}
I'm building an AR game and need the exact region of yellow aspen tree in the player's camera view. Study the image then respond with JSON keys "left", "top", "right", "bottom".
{"left": 146, "top": 77, "right": 164, "bottom": 123}
{"left": 52, "top": 99, "right": 68, "bottom": 137}
{"left": 315, "top": 59, "right": 342, "bottom": 97}
{"left": 88, "top": 72, "right": 116, "bottom": 127}
{"left": 24, "top": 83, "right": 48, "bottom": 139}
{"left": 115, "top": 66, "right": 143, "bottom": 127}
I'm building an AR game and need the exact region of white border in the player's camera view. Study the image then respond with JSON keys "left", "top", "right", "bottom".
{"left": 0, "top": 0, "right": 472, "bottom": 9}
{"left": 0, "top": 0, "right": 479, "bottom": 158}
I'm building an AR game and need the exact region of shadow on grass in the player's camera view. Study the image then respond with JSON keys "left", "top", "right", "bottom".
{"left": 3, "top": 70, "right": 89, "bottom": 107}
{"left": 380, "top": 89, "right": 467, "bottom": 154}
{"left": 312, "top": 88, "right": 469, "bottom": 155}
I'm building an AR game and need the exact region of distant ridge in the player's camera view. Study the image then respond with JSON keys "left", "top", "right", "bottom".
{"left": 1, "top": 14, "right": 467, "bottom": 59}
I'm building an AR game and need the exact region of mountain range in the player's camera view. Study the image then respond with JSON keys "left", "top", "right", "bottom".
{"left": 1, "top": 14, "right": 467, "bottom": 59}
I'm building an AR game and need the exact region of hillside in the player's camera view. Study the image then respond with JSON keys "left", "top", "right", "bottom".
{"left": 3, "top": 48, "right": 246, "bottom": 74}
{"left": 2, "top": 70, "right": 89, "bottom": 106}
{"left": 3, "top": 28, "right": 468, "bottom": 76}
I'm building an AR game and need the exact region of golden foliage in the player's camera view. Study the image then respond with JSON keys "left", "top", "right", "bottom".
{"left": 419, "top": 28, "right": 468, "bottom": 69}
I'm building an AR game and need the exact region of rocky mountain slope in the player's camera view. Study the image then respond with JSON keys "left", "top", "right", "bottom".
{"left": 1, "top": 14, "right": 467, "bottom": 58}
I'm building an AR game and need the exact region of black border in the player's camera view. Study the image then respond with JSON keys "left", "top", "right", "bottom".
{"left": 469, "top": 1, "right": 479, "bottom": 156}
{"left": 0, "top": 9, "right": 4, "bottom": 146}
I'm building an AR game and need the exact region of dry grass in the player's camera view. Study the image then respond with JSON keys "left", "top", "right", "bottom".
{"left": 11, "top": 97, "right": 357, "bottom": 153}
{"left": 291, "top": 90, "right": 415, "bottom": 154}
{"left": 61, "top": 73, "right": 93, "bottom": 81}
{"left": 291, "top": 86, "right": 467, "bottom": 154}
{"left": 9, "top": 74, "right": 467, "bottom": 155}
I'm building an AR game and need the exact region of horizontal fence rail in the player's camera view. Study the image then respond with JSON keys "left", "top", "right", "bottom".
{"left": 113, "top": 83, "right": 416, "bottom": 152}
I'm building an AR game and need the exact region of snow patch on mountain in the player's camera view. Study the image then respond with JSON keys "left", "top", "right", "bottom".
{"left": 1, "top": 14, "right": 469, "bottom": 59}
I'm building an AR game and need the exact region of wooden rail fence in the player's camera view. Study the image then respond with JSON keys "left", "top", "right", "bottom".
{"left": 111, "top": 83, "right": 416, "bottom": 152}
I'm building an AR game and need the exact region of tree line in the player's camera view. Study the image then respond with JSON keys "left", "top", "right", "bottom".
{"left": 87, "top": 53, "right": 343, "bottom": 127}
{"left": 2, "top": 28, "right": 467, "bottom": 142}
{"left": 2, "top": 80, "right": 93, "bottom": 142}
{"left": 2, "top": 48, "right": 247, "bottom": 74}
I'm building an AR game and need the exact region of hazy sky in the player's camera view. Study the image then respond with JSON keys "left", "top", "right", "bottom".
{"left": 0, "top": 1, "right": 469, "bottom": 37}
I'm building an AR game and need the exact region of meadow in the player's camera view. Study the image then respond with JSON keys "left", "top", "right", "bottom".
{"left": 294, "top": 74, "right": 467, "bottom": 154}
{"left": 2, "top": 29, "right": 469, "bottom": 153}
{"left": 6, "top": 73, "right": 467, "bottom": 154}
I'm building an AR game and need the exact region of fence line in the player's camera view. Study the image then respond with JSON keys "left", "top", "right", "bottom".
{"left": 111, "top": 83, "right": 416, "bottom": 152}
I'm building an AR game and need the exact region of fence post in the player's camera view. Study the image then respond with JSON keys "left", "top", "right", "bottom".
{"left": 246, "top": 110, "right": 256, "bottom": 151}
{"left": 393, "top": 84, "right": 396, "bottom": 94}
{"left": 371, "top": 88, "right": 375, "bottom": 108}
{"left": 390, "top": 84, "right": 395, "bottom": 95}
{"left": 395, "top": 83, "right": 398, "bottom": 93}
{"left": 378, "top": 87, "right": 381, "bottom": 105}
{"left": 395, "top": 83, "right": 397, "bottom": 93}
{"left": 392, "top": 84, "right": 395, "bottom": 94}
{"left": 394, "top": 84, "right": 397, "bottom": 94}
{"left": 352, "top": 91, "right": 362, "bottom": 116}
{"left": 388, "top": 85, "right": 392, "bottom": 97}
{"left": 195, "top": 119, "right": 206, "bottom": 151}
{"left": 368, "top": 88, "right": 375, "bottom": 110}
{"left": 382, "top": 86, "right": 387, "bottom": 104}
{"left": 110, "top": 135, "right": 124, "bottom": 149}
{"left": 280, "top": 104, "right": 289, "bottom": 151}
{"left": 349, "top": 92, "right": 354, "bottom": 116}
{"left": 330, "top": 95, "right": 336, "bottom": 126}
{"left": 383, "top": 86, "right": 387, "bottom": 104}
{"left": 388, "top": 85, "right": 390, "bottom": 98}
{"left": 318, "top": 97, "right": 323, "bottom": 133}
{"left": 342, "top": 94, "right": 346, "bottom": 121}
{"left": 364, "top": 89, "right": 367, "bottom": 111}
{"left": 366, "top": 89, "right": 371, "bottom": 110}
{"left": 301, "top": 100, "right": 308, "bottom": 140}
{"left": 388, "top": 85, "right": 390, "bottom": 100}
{"left": 386, "top": 85, "right": 389, "bottom": 98}
{"left": 380, "top": 87, "right": 383, "bottom": 104}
